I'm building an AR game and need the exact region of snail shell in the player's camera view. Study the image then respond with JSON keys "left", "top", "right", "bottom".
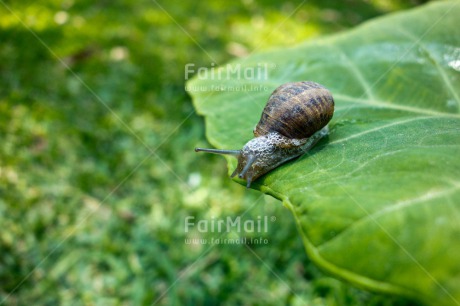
{"left": 255, "top": 81, "right": 334, "bottom": 139}
{"left": 195, "top": 81, "right": 334, "bottom": 188}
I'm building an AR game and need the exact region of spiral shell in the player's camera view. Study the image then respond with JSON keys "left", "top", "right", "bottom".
{"left": 254, "top": 81, "right": 334, "bottom": 139}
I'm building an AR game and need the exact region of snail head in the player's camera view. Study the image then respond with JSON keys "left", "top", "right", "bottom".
{"left": 195, "top": 132, "right": 307, "bottom": 188}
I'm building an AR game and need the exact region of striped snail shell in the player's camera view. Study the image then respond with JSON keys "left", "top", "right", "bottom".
{"left": 195, "top": 81, "right": 335, "bottom": 188}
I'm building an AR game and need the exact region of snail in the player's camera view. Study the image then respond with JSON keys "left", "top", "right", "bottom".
{"left": 195, "top": 81, "right": 334, "bottom": 188}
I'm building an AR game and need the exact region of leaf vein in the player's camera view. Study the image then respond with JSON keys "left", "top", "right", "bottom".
{"left": 335, "top": 94, "right": 460, "bottom": 117}
{"left": 330, "top": 116, "right": 432, "bottom": 145}
{"left": 396, "top": 27, "right": 460, "bottom": 107}
{"left": 318, "top": 185, "right": 460, "bottom": 251}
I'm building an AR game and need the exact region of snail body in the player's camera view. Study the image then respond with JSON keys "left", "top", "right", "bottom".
{"left": 196, "top": 81, "right": 334, "bottom": 188}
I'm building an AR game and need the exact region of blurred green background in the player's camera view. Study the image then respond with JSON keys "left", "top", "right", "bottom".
{"left": 0, "top": 0, "right": 428, "bottom": 305}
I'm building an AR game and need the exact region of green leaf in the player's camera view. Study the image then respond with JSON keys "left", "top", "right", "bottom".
{"left": 188, "top": 1, "right": 460, "bottom": 305}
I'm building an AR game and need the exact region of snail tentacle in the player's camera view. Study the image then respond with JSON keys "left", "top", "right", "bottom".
{"left": 238, "top": 155, "right": 256, "bottom": 179}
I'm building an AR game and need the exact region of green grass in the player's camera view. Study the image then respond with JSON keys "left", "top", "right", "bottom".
{"left": 0, "top": 0, "right": 427, "bottom": 305}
